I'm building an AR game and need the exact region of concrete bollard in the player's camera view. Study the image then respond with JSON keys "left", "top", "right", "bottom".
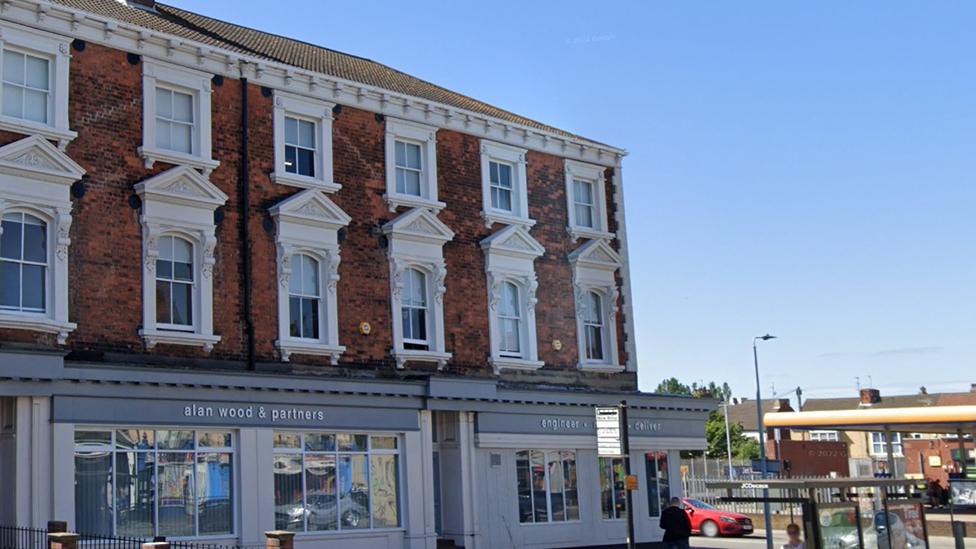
{"left": 46, "top": 521, "right": 67, "bottom": 534}
{"left": 265, "top": 530, "right": 295, "bottom": 549}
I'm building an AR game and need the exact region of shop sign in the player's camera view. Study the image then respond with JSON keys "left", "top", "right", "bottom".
{"left": 596, "top": 406, "right": 622, "bottom": 457}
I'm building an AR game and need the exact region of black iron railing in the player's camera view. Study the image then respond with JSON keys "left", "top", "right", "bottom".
{"left": 0, "top": 526, "right": 264, "bottom": 549}
{"left": 0, "top": 526, "right": 47, "bottom": 549}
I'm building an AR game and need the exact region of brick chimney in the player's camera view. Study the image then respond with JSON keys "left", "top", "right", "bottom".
{"left": 859, "top": 388, "right": 882, "bottom": 407}
{"left": 773, "top": 398, "right": 794, "bottom": 412}
{"left": 971, "top": 383, "right": 976, "bottom": 393}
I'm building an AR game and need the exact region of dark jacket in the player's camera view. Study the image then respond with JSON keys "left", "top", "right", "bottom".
{"left": 660, "top": 505, "right": 692, "bottom": 542}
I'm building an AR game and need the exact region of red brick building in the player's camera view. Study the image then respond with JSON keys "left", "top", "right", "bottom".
{"left": 0, "top": 1, "right": 711, "bottom": 548}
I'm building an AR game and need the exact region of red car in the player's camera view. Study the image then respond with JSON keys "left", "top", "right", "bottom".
{"left": 682, "top": 497, "right": 754, "bottom": 537}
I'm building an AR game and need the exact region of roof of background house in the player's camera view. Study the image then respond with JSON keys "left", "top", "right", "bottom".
{"left": 726, "top": 390, "right": 976, "bottom": 432}
{"left": 51, "top": 0, "right": 612, "bottom": 148}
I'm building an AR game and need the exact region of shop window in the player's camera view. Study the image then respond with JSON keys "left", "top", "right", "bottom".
{"left": 73, "top": 428, "right": 234, "bottom": 538}
{"left": 644, "top": 451, "right": 670, "bottom": 517}
{"left": 515, "top": 449, "right": 579, "bottom": 524}
{"left": 272, "top": 432, "right": 401, "bottom": 532}
{"left": 599, "top": 457, "right": 627, "bottom": 520}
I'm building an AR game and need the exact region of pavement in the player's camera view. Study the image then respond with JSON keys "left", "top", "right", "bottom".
{"left": 689, "top": 530, "right": 959, "bottom": 549}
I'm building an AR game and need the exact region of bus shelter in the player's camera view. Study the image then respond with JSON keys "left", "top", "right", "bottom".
{"left": 706, "top": 478, "right": 926, "bottom": 549}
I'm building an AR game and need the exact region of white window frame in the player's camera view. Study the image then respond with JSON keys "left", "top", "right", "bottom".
{"left": 569, "top": 239, "right": 623, "bottom": 372}
{"left": 383, "top": 208, "right": 454, "bottom": 369}
{"left": 0, "top": 22, "right": 75, "bottom": 148}
{"left": 480, "top": 224, "right": 545, "bottom": 373}
{"left": 870, "top": 432, "right": 903, "bottom": 457}
{"left": 270, "top": 189, "right": 351, "bottom": 363}
{"left": 811, "top": 430, "right": 840, "bottom": 442}
{"left": 515, "top": 449, "right": 580, "bottom": 524}
{"left": 139, "top": 58, "right": 219, "bottom": 174}
{"left": 271, "top": 91, "right": 339, "bottom": 192}
{"left": 564, "top": 159, "right": 612, "bottom": 241}
{"left": 384, "top": 118, "right": 444, "bottom": 212}
{"left": 0, "top": 135, "right": 83, "bottom": 342}
{"left": 136, "top": 166, "right": 227, "bottom": 351}
{"left": 479, "top": 140, "right": 532, "bottom": 228}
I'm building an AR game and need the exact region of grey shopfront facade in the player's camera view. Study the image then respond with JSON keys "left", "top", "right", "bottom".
{"left": 0, "top": 354, "right": 711, "bottom": 549}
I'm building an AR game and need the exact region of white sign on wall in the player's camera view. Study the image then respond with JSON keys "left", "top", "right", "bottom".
{"left": 596, "top": 406, "right": 623, "bottom": 457}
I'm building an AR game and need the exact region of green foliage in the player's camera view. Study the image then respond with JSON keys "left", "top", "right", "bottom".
{"left": 655, "top": 377, "right": 756, "bottom": 460}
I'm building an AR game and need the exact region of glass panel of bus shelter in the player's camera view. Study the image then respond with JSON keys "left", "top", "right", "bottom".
{"left": 816, "top": 502, "right": 863, "bottom": 549}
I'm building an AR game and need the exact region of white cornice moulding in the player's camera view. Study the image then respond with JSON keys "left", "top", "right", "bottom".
{"left": 0, "top": 0, "right": 625, "bottom": 167}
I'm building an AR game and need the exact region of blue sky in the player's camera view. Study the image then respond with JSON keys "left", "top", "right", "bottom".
{"left": 177, "top": 0, "right": 975, "bottom": 401}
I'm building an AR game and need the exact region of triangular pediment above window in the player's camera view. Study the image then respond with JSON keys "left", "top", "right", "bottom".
{"left": 134, "top": 166, "right": 229, "bottom": 208}
{"left": 569, "top": 238, "right": 622, "bottom": 270}
{"left": 270, "top": 189, "right": 351, "bottom": 229}
{"left": 382, "top": 207, "right": 455, "bottom": 242}
{"left": 0, "top": 135, "right": 86, "bottom": 184}
{"left": 479, "top": 224, "right": 545, "bottom": 258}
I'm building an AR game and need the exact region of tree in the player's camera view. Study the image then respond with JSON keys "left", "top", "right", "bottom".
{"left": 655, "top": 377, "right": 757, "bottom": 460}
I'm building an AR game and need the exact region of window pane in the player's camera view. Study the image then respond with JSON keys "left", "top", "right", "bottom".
{"left": 531, "top": 451, "right": 547, "bottom": 522}
{"left": 498, "top": 163, "right": 512, "bottom": 188}
{"left": 171, "top": 282, "right": 192, "bottom": 326}
{"left": 394, "top": 141, "right": 406, "bottom": 166}
{"left": 273, "top": 432, "right": 301, "bottom": 449}
{"left": 1, "top": 83, "right": 22, "bottom": 119}
{"left": 2, "top": 51, "right": 24, "bottom": 85}
{"left": 1, "top": 217, "right": 23, "bottom": 260}
{"left": 156, "top": 119, "right": 171, "bottom": 150}
{"left": 0, "top": 262, "right": 19, "bottom": 309}
{"left": 172, "top": 123, "right": 192, "bottom": 154}
{"left": 297, "top": 147, "right": 315, "bottom": 177}
{"left": 75, "top": 430, "right": 112, "bottom": 447}
{"left": 337, "top": 433, "right": 367, "bottom": 452}
{"left": 645, "top": 452, "right": 661, "bottom": 517}
{"left": 273, "top": 454, "right": 304, "bottom": 531}
{"left": 22, "top": 217, "right": 46, "bottom": 263}
{"left": 371, "top": 454, "right": 399, "bottom": 528}
{"left": 400, "top": 306, "right": 413, "bottom": 340}
{"left": 22, "top": 264, "right": 44, "bottom": 311}
{"left": 156, "top": 281, "right": 171, "bottom": 324}
{"left": 25, "top": 55, "right": 48, "bottom": 90}
{"left": 501, "top": 318, "right": 520, "bottom": 354}
{"left": 516, "top": 451, "right": 534, "bottom": 523}
{"left": 116, "top": 451, "right": 155, "bottom": 537}
{"left": 395, "top": 168, "right": 406, "bottom": 194}
{"left": 156, "top": 430, "right": 194, "bottom": 450}
{"left": 495, "top": 188, "right": 512, "bottom": 211}
{"left": 489, "top": 162, "right": 498, "bottom": 184}
{"left": 562, "top": 451, "right": 579, "bottom": 520}
{"left": 157, "top": 452, "right": 194, "bottom": 537}
{"left": 198, "top": 432, "right": 232, "bottom": 448}
{"left": 305, "top": 433, "right": 335, "bottom": 452}
{"left": 285, "top": 145, "right": 298, "bottom": 174}
{"left": 339, "top": 454, "right": 369, "bottom": 530}
{"left": 302, "top": 255, "right": 319, "bottom": 295}
{"left": 172, "top": 237, "right": 192, "bottom": 264}
{"left": 501, "top": 283, "right": 519, "bottom": 316}
{"left": 285, "top": 117, "right": 298, "bottom": 145}
{"left": 576, "top": 203, "right": 593, "bottom": 228}
{"left": 371, "top": 436, "right": 397, "bottom": 450}
{"left": 24, "top": 89, "right": 47, "bottom": 123}
{"left": 116, "top": 429, "right": 154, "bottom": 450}
{"left": 298, "top": 119, "right": 315, "bottom": 148}
{"left": 405, "top": 143, "right": 421, "bottom": 169}
{"left": 587, "top": 326, "right": 604, "bottom": 361}
{"left": 75, "top": 452, "right": 113, "bottom": 535}
{"left": 198, "top": 453, "right": 233, "bottom": 535}
{"left": 156, "top": 87, "right": 172, "bottom": 119}
{"left": 301, "top": 298, "right": 318, "bottom": 339}
{"left": 172, "top": 91, "right": 193, "bottom": 123}
{"left": 289, "top": 297, "right": 301, "bottom": 338}
{"left": 656, "top": 452, "right": 670, "bottom": 517}
{"left": 548, "top": 451, "right": 565, "bottom": 521}
{"left": 306, "top": 454, "right": 337, "bottom": 531}
{"left": 404, "top": 170, "right": 421, "bottom": 196}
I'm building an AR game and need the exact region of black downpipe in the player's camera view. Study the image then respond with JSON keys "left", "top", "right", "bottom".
{"left": 239, "top": 76, "right": 256, "bottom": 370}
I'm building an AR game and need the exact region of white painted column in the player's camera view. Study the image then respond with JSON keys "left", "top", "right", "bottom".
{"left": 457, "top": 412, "right": 482, "bottom": 549}
{"left": 15, "top": 397, "right": 54, "bottom": 527}
{"left": 403, "top": 414, "right": 437, "bottom": 549}
{"left": 52, "top": 422, "right": 74, "bottom": 527}
{"left": 239, "top": 428, "right": 269, "bottom": 546}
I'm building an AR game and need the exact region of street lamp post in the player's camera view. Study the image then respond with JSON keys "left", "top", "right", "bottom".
{"left": 754, "top": 334, "right": 776, "bottom": 549}
{"left": 723, "top": 400, "right": 734, "bottom": 481}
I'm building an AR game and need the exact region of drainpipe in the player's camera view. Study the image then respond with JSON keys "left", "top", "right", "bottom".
{"left": 239, "top": 72, "right": 255, "bottom": 370}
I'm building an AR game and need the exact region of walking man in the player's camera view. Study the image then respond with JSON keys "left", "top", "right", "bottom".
{"left": 660, "top": 497, "right": 693, "bottom": 549}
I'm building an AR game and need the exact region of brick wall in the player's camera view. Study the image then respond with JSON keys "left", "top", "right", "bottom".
{"left": 0, "top": 41, "right": 632, "bottom": 386}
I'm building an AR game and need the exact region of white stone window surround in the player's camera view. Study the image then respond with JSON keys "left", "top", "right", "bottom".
{"left": 0, "top": 22, "right": 75, "bottom": 148}
{"left": 0, "top": 135, "right": 83, "bottom": 342}
{"left": 135, "top": 166, "right": 228, "bottom": 352}
{"left": 569, "top": 239, "right": 623, "bottom": 372}
{"left": 382, "top": 208, "right": 454, "bottom": 369}
{"left": 270, "top": 189, "right": 351, "bottom": 364}
{"left": 479, "top": 139, "right": 533, "bottom": 228}
{"left": 384, "top": 117, "right": 444, "bottom": 212}
{"left": 480, "top": 224, "right": 545, "bottom": 374}
{"left": 139, "top": 58, "right": 219, "bottom": 174}
{"left": 564, "top": 159, "right": 613, "bottom": 241}
{"left": 270, "top": 91, "right": 340, "bottom": 193}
